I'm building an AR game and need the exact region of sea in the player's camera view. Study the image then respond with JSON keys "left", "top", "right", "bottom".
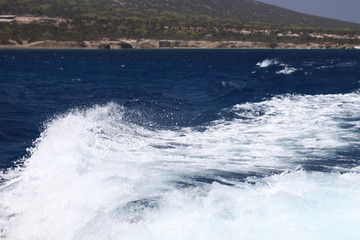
{"left": 0, "top": 49, "right": 360, "bottom": 239}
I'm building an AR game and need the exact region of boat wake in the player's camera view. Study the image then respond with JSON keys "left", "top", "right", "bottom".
{"left": 1, "top": 91, "right": 360, "bottom": 239}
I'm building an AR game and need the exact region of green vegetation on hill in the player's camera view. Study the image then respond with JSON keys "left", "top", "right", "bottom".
{"left": 0, "top": 0, "right": 360, "bottom": 45}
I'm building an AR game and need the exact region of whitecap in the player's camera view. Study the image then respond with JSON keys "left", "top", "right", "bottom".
{"left": 1, "top": 91, "right": 360, "bottom": 239}
{"left": 276, "top": 67, "right": 298, "bottom": 75}
{"left": 256, "top": 58, "right": 280, "bottom": 68}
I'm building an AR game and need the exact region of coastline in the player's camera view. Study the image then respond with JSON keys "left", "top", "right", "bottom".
{"left": 0, "top": 39, "right": 358, "bottom": 50}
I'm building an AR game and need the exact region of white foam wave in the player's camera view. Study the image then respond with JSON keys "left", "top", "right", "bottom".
{"left": 256, "top": 59, "right": 300, "bottom": 75}
{"left": 1, "top": 92, "right": 360, "bottom": 239}
{"left": 256, "top": 58, "right": 280, "bottom": 68}
{"left": 276, "top": 67, "right": 298, "bottom": 75}
{"left": 74, "top": 170, "right": 360, "bottom": 240}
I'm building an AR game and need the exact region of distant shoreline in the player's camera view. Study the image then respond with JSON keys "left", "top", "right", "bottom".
{"left": 0, "top": 39, "right": 359, "bottom": 50}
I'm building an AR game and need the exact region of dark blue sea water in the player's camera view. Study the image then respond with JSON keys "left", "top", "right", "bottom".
{"left": 1, "top": 50, "right": 360, "bottom": 239}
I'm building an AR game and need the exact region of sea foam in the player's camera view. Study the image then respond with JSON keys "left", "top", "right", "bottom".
{"left": 1, "top": 92, "right": 360, "bottom": 239}
{"left": 276, "top": 67, "right": 298, "bottom": 75}
{"left": 256, "top": 58, "right": 280, "bottom": 68}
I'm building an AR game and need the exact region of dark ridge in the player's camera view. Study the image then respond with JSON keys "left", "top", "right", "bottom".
{"left": 1, "top": 0, "right": 360, "bottom": 44}
{"left": 1, "top": 0, "right": 360, "bottom": 30}
{"left": 109, "top": 0, "right": 360, "bottom": 30}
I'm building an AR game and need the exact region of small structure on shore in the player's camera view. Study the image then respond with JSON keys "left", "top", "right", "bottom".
{"left": 0, "top": 15, "right": 16, "bottom": 23}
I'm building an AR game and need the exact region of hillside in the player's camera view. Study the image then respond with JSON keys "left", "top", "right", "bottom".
{"left": 2, "top": 0, "right": 360, "bottom": 30}
{"left": 110, "top": 0, "right": 360, "bottom": 30}
{"left": 1, "top": 0, "right": 360, "bottom": 47}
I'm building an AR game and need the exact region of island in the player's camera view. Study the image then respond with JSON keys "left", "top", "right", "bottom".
{"left": 1, "top": 0, "right": 360, "bottom": 49}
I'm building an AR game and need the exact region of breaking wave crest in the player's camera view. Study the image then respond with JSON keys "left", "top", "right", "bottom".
{"left": 256, "top": 58, "right": 300, "bottom": 75}
{"left": 256, "top": 58, "right": 280, "bottom": 68}
{"left": 1, "top": 91, "right": 360, "bottom": 239}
